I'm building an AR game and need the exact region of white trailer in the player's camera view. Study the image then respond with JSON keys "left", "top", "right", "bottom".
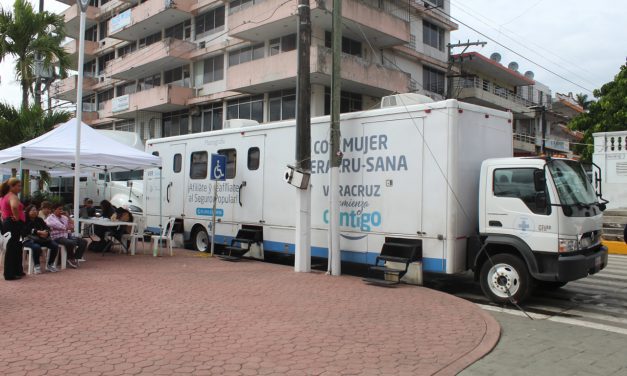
{"left": 145, "top": 97, "right": 608, "bottom": 303}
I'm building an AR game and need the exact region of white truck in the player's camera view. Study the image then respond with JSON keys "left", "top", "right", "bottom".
{"left": 143, "top": 96, "right": 608, "bottom": 303}
{"left": 79, "top": 130, "right": 145, "bottom": 213}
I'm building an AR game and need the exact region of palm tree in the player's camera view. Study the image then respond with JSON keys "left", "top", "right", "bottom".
{"left": 0, "top": 0, "right": 69, "bottom": 110}
{"left": 0, "top": 102, "right": 71, "bottom": 149}
{"left": 575, "top": 93, "right": 593, "bottom": 111}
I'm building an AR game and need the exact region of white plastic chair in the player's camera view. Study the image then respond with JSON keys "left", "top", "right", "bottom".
{"left": 123, "top": 216, "right": 146, "bottom": 255}
{"left": 23, "top": 244, "right": 35, "bottom": 275}
{"left": 150, "top": 217, "right": 175, "bottom": 257}
{"left": 0, "top": 232, "right": 11, "bottom": 268}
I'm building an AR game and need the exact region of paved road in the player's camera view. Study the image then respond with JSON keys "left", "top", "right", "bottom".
{"left": 425, "top": 254, "right": 627, "bottom": 333}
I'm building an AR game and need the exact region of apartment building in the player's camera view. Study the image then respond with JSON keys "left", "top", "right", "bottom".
{"left": 450, "top": 51, "right": 581, "bottom": 158}
{"left": 51, "top": 0, "right": 457, "bottom": 141}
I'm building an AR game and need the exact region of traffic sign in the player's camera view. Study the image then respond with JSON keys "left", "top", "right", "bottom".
{"left": 210, "top": 153, "right": 227, "bottom": 181}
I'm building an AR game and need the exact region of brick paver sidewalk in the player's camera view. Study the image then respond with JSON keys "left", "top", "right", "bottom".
{"left": 0, "top": 250, "right": 499, "bottom": 375}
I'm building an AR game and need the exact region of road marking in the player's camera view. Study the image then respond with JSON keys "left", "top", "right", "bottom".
{"left": 477, "top": 304, "right": 627, "bottom": 336}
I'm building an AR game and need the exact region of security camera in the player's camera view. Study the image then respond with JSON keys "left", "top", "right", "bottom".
{"left": 284, "top": 164, "right": 310, "bottom": 190}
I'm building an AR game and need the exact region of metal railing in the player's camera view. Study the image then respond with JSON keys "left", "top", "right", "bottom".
{"left": 452, "top": 77, "right": 536, "bottom": 108}
{"left": 513, "top": 133, "right": 536, "bottom": 145}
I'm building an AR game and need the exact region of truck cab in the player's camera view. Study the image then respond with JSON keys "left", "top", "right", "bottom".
{"left": 471, "top": 157, "right": 608, "bottom": 303}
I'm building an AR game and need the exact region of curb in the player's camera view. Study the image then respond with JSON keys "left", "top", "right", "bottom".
{"left": 434, "top": 304, "right": 501, "bottom": 376}
{"left": 604, "top": 241, "right": 627, "bottom": 255}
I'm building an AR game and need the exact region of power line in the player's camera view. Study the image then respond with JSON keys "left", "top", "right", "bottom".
{"left": 450, "top": 1, "right": 603, "bottom": 88}
{"left": 417, "top": 4, "right": 594, "bottom": 94}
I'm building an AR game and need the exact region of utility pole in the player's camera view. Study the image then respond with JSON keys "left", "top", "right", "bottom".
{"left": 445, "top": 40, "right": 486, "bottom": 99}
{"left": 328, "top": 0, "right": 342, "bottom": 276}
{"left": 294, "top": 0, "right": 311, "bottom": 273}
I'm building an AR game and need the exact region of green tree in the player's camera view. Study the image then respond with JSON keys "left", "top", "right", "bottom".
{"left": 570, "top": 64, "right": 627, "bottom": 161}
{"left": 0, "top": 102, "right": 71, "bottom": 149}
{"left": 0, "top": 0, "right": 69, "bottom": 109}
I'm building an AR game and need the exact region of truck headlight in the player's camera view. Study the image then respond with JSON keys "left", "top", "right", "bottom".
{"left": 558, "top": 239, "right": 577, "bottom": 253}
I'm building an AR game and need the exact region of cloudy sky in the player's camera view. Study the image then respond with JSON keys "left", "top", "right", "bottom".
{"left": 0, "top": 0, "right": 625, "bottom": 108}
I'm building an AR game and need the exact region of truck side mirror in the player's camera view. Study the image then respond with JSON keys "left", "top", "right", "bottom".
{"left": 533, "top": 170, "right": 546, "bottom": 192}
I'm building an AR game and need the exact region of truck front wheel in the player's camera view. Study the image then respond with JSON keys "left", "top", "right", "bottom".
{"left": 480, "top": 254, "right": 532, "bottom": 304}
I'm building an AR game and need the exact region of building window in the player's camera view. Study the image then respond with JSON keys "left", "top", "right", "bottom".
{"left": 228, "top": 43, "right": 264, "bottom": 66}
{"left": 195, "top": 102, "right": 223, "bottom": 133}
{"left": 164, "top": 65, "right": 191, "bottom": 87}
{"left": 139, "top": 32, "right": 161, "bottom": 49}
{"left": 269, "top": 34, "right": 296, "bottom": 56}
{"left": 268, "top": 89, "right": 296, "bottom": 121}
{"left": 137, "top": 73, "right": 161, "bottom": 92}
{"left": 116, "top": 81, "right": 136, "bottom": 96}
{"left": 226, "top": 95, "right": 264, "bottom": 123}
{"left": 165, "top": 20, "right": 191, "bottom": 40}
{"left": 195, "top": 6, "right": 225, "bottom": 38}
{"left": 325, "top": 32, "right": 362, "bottom": 57}
{"left": 217, "top": 149, "right": 237, "bottom": 179}
{"left": 115, "top": 119, "right": 135, "bottom": 132}
{"left": 248, "top": 147, "right": 260, "bottom": 170}
{"left": 324, "top": 88, "right": 362, "bottom": 115}
{"left": 229, "top": 0, "right": 262, "bottom": 14}
{"left": 424, "top": 0, "right": 444, "bottom": 7}
{"left": 423, "top": 21, "right": 444, "bottom": 51}
{"left": 99, "top": 19, "right": 109, "bottom": 41}
{"left": 85, "top": 25, "right": 98, "bottom": 42}
{"left": 163, "top": 110, "right": 189, "bottom": 137}
{"left": 117, "top": 43, "right": 137, "bottom": 58}
{"left": 190, "top": 151, "right": 208, "bottom": 179}
{"left": 83, "top": 60, "right": 96, "bottom": 77}
{"left": 407, "top": 34, "right": 416, "bottom": 50}
{"left": 97, "top": 51, "right": 114, "bottom": 75}
{"left": 423, "top": 66, "right": 445, "bottom": 95}
{"left": 203, "top": 55, "right": 224, "bottom": 84}
{"left": 173, "top": 154, "right": 182, "bottom": 173}
{"left": 97, "top": 88, "right": 114, "bottom": 110}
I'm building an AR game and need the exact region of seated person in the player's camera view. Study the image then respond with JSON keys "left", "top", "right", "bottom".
{"left": 79, "top": 198, "right": 96, "bottom": 218}
{"left": 45, "top": 204, "right": 88, "bottom": 267}
{"left": 110, "top": 207, "right": 134, "bottom": 245}
{"left": 38, "top": 201, "right": 52, "bottom": 220}
{"left": 92, "top": 200, "right": 116, "bottom": 248}
{"left": 22, "top": 204, "right": 60, "bottom": 274}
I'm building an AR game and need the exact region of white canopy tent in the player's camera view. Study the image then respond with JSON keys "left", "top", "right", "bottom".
{"left": 0, "top": 118, "right": 160, "bottom": 172}
{"left": 0, "top": 118, "right": 163, "bottom": 236}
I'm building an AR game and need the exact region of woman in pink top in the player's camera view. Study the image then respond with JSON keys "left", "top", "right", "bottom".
{"left": 1, "top": 177, "right": 25, "bottom": 280}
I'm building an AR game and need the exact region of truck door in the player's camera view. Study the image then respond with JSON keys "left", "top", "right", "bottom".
{"left": 164, "top": 143, "right": 187, "bottom": 218}
{"left": 486, "top": 166, "right": 558, "bottom": 252}
{"left": 225, "top": 135, "right": 265, "bottom": 224}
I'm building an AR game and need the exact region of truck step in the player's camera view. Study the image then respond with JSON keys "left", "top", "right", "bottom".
{"left": 217, "top": 254, "right": 244, "bottom": 262}
{"left": 369, "top": 266, "right": 405, "bottom": 274}
{"left": 362, "top": 277, "right": 400, "bottom": 287}
{"left": 224, "top": 246, "right": 249, "bottom": 257}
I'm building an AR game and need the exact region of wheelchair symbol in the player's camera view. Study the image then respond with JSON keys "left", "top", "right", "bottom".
{"left": 213, "top": 161, "right": 225, "bottom": 180}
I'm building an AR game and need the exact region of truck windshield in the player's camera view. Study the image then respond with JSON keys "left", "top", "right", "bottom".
{"left": 548, "top": 160, "right": 597, "bottom": 206}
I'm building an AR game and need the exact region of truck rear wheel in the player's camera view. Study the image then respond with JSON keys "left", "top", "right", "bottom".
{"left": 191, "top": 226, "right": 209, "bottom": 252}
{"left": 480, "top": 254, "right": 532, "bottom": 304}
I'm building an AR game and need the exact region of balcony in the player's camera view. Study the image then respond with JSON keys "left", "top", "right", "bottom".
{"left": 105, "top": 38, "right": 195, "bottom": 80}
{"left": 98, "top": 85, "right": 194, "bottom": 118}
{"left": 63, "top": 40, "right": 99, "bottom": 70}
{"left": 50, "top": 75, "right": 98, "bottom": 102}
{"left": 513, "top": 133, "right": 536, "bottom": 155}
{"left": 452, "top": 77, "right": 536, "bottom": 119}
{"left": 108, "top": 0, "right": 194, "bottom": 41}
{"left": 229, "top": 0, "right": 409, "bottom": 46}
{"left": 62, "top": 4, "right": 99, "bottom": 39}
{"left": 227, "top": 46, "right": 409, "bottom": 97}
